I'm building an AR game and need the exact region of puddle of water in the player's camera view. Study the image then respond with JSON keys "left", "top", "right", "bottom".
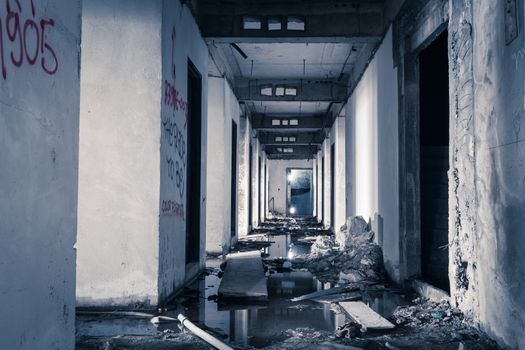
{"left": 263, "top": 233, "right": 312, "bottom": 260}
{"left": 76, "top": 238, "right": 413, "bottom": 348}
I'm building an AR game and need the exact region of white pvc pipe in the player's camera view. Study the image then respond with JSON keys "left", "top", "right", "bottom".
{"left": 177, "top": 314, "right": 233, "bottom": 350}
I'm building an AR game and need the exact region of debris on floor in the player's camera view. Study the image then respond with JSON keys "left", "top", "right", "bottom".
{"left": 76, "top": 217, "right": 501, "bottom": 350}
{"left": 295, "top": 216, "right": 386, "bottom": 284}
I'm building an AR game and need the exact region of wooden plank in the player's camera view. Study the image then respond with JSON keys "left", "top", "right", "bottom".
{"left": 218, "top": 251, "right": 268, "bottom": 300}
{"left": 338, "top": 301, "right": 395, "bottom": 330}
{"left": 290, "top": 285, "right": 359, "bottom": 302}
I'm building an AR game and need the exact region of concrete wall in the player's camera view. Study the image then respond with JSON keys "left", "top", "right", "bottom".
{"left": 78, "top": 0, "right": 162, "bottom": 308}
{"left": 0, "top": 1, "right": 81, "bottom": 348}
{"left": 78, "top": 0, "right": 208, "bottom": 307}
{"left": 251, "top": 139, "right": 263, "bottom": 227}
{"left": 315, "top": 150, "right": 324, "bottom": 222}
{"left": 205, "top": 77, "right": 240, "bottom": 253}
{"left": 345, "top": 28, "right": 400, "bottom": 282}
{"left": 447, "top": 1, "right": 525, "bottom": 347}
{"left": 322, "top": 136, "right": 332, "bottom": 228}
{"left": 267, "top": 159, "right": 313, "bottom": 215}
{"left": 237, "top": 116, "right": 252, "bottom": 237}
{"left": 159, "top": 0, "right": 208, "bottom": 299}
{"left": 331, "top": 117, "right": 346, "bottom": 231}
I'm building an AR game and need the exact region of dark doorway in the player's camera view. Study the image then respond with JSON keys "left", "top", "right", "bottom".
{"left": 330, "top": 143, "right": 335, "bottom": 229}
{"left": 287, "top": 168, "right": 313, "bottom": 217}
{"left": 419, "top": 30, "right": 450, "bottom": 292}
{"left": 321, "top": 156, "right": 325, "bottom": 224}
{"left": 258, "top": 156, "right": 262, "bottom": 224}
{"left": 248, "top": 144, "right": 253, "bottom": 229}
{"left": 186, "top": 60, "right": 202, "bottom": 265}
{"left": 231, "top": 120, "right": 238, "bottom": 238}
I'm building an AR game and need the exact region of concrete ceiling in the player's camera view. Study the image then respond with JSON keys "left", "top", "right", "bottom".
{"left": 200, "top": 0, "right": 388, "bottom": 159}
{"left": 219, "top": 42, "right": 362, "bottom": 79}
{"left": 249, "top": 101, "right": 331, "bottom": 115}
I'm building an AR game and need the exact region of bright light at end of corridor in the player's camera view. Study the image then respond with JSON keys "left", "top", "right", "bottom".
{"left": 289, "top": 207, "right": 296, "bottom": 214}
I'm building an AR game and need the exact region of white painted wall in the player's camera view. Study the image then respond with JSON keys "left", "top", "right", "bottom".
{"left": 0, "top": 1, "right": 81, "bottom": 348}
{"left": 251, "top": 139, "right": 262, "bottom": 227}
{"left": 267, "top": 159, "right": 313, "bottom": 215}
{"left": 315, "top": 151, "right": 324, "bottom": 222}
{"left": 312, "top": 157, "right": 318, "bottom": 217}
{"left": 78, "top": 0, "right": 163, "bottom": 307}
{"left": 78, "top": 0, "right": 208, "bottom": 307}
{"left": 345, "top": 28, "right": 399, "bottom": 282}
{"left": 205, "top": 77, "right": 240, "bottom": 253}
{"left": 331, "top": 117, "right": 346, "bottom": 231}
{"left": 237, "top": 117, "right": 251, "bottom": 237}
{"left": 159, "top": 0, "right": 208, "bottom": 299}
{"left": 322, "top": 137, "right": 332, "bottom": 228}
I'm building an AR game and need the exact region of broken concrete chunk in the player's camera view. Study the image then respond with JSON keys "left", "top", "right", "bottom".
{"left": 339, "top": 269, "right": 366, "bottom": 283}
{"left": 339, "top": 301, "right": 395, "bottom": 330}
{"left": 336, "top": 216, "right": 374, "bottom": 248}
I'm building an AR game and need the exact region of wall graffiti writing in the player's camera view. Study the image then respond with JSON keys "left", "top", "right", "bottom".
{"left": 164, "top": 79, "right": 187, "bottom": 114}
{"left": 0, "top": 0, "right": 59, "bottom": 80}
{"left": 161, "top": 23, "right": 188, "bottom": 217}
{"left": 161, "top": 199, "right": 184, "bottom": 219}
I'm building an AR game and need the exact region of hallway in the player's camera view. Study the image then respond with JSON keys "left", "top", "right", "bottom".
{"left": 2, "top": 0, "right": 525, "bottom": 349}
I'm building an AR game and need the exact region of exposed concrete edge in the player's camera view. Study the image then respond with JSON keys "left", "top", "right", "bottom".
{"left": 411, "top": 279, "right": 450, "bottom": 302}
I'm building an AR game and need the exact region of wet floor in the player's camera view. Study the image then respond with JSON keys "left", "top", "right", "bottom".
{"left": 76, "top": 231, "right": 413, "bottom": 349}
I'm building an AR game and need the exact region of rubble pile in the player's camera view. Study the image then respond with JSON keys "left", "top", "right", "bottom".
{"left": 300, "top": 216, "right": 386, "bottom": 284}
{"left": 392, "top": 297, "right": 465, "bottom": 327}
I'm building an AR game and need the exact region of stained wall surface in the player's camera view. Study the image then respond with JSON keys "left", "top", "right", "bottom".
{"left": 448, "top": 1, "right": 525, "bottom": 348}
{"left": 0, "top": 0, "right": 82, "bottom": 348}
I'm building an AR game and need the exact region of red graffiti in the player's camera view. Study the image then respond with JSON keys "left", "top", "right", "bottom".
{"left": 164, "top": 79, "right": 187, "bottom": 113}
{"left": 0, "top": 0, "right": 58, "bottom": 80}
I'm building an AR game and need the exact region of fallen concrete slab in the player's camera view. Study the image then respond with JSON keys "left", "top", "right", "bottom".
{"left": 411, "top": 279, "right": 450, "bottom": 302}
{"left": 218, "top": 251, "right": 268, "bottom": 300}
{"left": 338, "top": 301, "right": 395, "bottom": 330}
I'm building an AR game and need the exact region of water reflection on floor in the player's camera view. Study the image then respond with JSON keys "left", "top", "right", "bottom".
{"left": 76, "top": 234, "right": 413, "bottom": 349}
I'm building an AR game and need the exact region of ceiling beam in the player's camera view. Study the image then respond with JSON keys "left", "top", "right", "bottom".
{"left": 258, "top": 130, "right": 324, "bottom": 145}
{"left": 198, "top": 1, "right": 384, "bottom": 41}
{"left": 265, "top": 145, "right": 320, "bottom": 159}
{"left": 234, "top": 78, "right": 348, "bottom": 102}
{"left": 251, "top": 114, "right": 325, "bottom": 130}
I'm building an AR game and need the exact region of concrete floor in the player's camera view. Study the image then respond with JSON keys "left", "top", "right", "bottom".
{"left": 76, "top": 218, "right": 499, "bottom": 350}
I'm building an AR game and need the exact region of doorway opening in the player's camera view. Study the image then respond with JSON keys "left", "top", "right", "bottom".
{"left": 330, "top": 143, "right": 335, "bottom": 229}
{"left": 230, "top": 120, "right": 238, "bottom": 238}
{"left": 419, "top": 30, "right": 450, "bottom": 292}
{"left": 185, "top": 60, "right": 202, "bottom": 266}
{"left": 286, "top": 168, "right": 313, "bottom": 217}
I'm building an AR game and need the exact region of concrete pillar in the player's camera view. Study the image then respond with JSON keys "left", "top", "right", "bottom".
{"left": 322, "top": 137, "right": 331, "bottom": 228}
{"left": 205, "top": 77, "right": 241, "bottom": 253}
{"left": 237, "top": 116, "right": 251, "bottom": 237}
{"left": 331, "top": 117, "right": 346, "bottom": 231}
{"left": 251, "top": 139, "right": 262, "bottom": 227}
{"left": 0, "top": 1, "right": 82, "bottom": 348}
{"left": 77, "top": 0, "right": 208, "bottom": 308}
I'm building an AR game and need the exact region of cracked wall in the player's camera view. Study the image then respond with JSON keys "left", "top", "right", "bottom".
{"left": 449, "top": 0, "right": 525, "bottom": 347}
